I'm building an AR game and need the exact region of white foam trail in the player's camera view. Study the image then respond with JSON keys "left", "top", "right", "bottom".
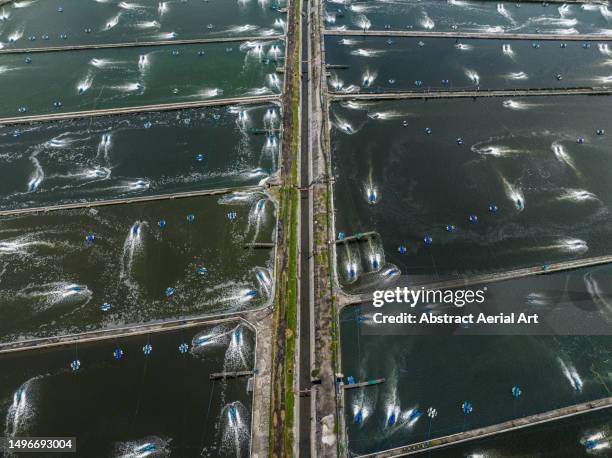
{"left": 598, "top": 43, "right": 612, "bottom": 57}
{"left": 0, "top": 8, "right": 10, "bottom": 20}
{"left": 600, "top": 6, "right": 612, "bottom": 19}
{"left": 502, "top": 43, "right": 515, "bottom": 58}
{"left": 19, "top": 282, "right": 93, "bottom": 309}
{"left": 263, "top": 107, "right": 279, "bottom": 128}
{"left": 329, "top": 75, "right": 344, "bottom": 91}
{"left": 355, "top": 14, "right": 371, "bottom": 30}
{"left": 584, "top": 272, "right": 612, "bottom": 310}
{"left": 267, "top": 44, "right": 282, "bottom": 59}
{"left": 138, "top": 54, "right": 150, "bottom": 75}
{"left": 119, "top": 221, "right": 146, "bottom": 288}
{"left": 581, "top": 3, "right": 600, "bottom": 11}
{"left": 551, "top": 141, "right": 578, "bottom": 172}
{"left": 593, "top": 75, "right": 612, "bottom": 83}
{"left": 361, "top": 69, "right": 376, "bottom": 87}
{"left": 557, "top": 188, "right": 599, "bottom": 202}
{"left": 325, "top": 12, "right": 336, "bottom": 24}
{"left": 557, "top": 358, "right": 584, "bottom": 392}
{"left": 90, "top": 58, "right": 122, "bottom": 68}
{"left": 273, "top": 18, "right": 286, "bottom": 31}
{"left": 464, "top": 68, "right": 480, "bottom": 85}
{"left": 12, "top": 1, "right": 35, "bottom": 8}
{"left": 105, "top": 13, "right": 121, "bottom": 30}
{"left": 220, "top": 401, "right": 250, "bottom": 457}
{"left": 77, "top": 72, "right": 94, "bottom": 94}
{"left": 502, "top": 99, "right": 535, "bottom": 110}
{"left": 351, "top": 48, "right": 384, "bottom": 57}
{"left": 0, "top": 235, "right": 54, "bottom": 255}
{"left": 4, "top": 377, "right": 40, "bottom": 437}
{"left": 154, "top": 31, "right": 177, "bottom": 39}
{"left": 447, "top": 0, "right": 472, "bottom": 6}
{"left": 505, "top": 71, "right": 528, "bottom": 80}
{"left": 226, "top": 24, "right": 259, "bottom": 34}
{"left": 497, "top": 3, "right": 515, "bottom": 23}
{"left": 455, "top": 43, "right": 473, "bottom": 51}
{"left": 134, "top": 20, "right": 160, "bottom": 29}
{"left": 334, "top": 115, "right": 357, "bottom": 134}
{"left": 267, "top": 73, "right": 280, "bottom": 89}
{"left": 558, "top": 4, "right": 572, "bottom": 17}
{"left": 472, "top": 144, "right": 525, "bottom": 156}
{"left": 113, "top": 437, "right": 171, "bottom": 458}
{"left": 118, "top": 2, "right": 144, "bottom": 10}
{"left": 552, "top": 238, "right": 589, "bottom": 254}
{"left": 27, "top": 152, "right": 44, "bottom": 193}
{"left": 7, "top": 28, "right": 23, "bottom": 42}
{"left": 246, "top": 87, "right": 271, "bottom": 96}
{"left": 113, "top": 82, "right": 143, "bottom": 92}
{"left": 338, "top": 38, "right": 359, "bottom": 46}
{"left": 367, "top": 110, "right": 407, "bottom": 120}
{"left": 158, "top": 1, "right": 168, "bottom": 16}
{"left": 420, "top": 12, "right": 435, "bottom": 29}
{"left": 530, "top": 16, "right": 577, "bottom": 27}
{"left": 501, "top": 176, "right": 525, "bottom": 211}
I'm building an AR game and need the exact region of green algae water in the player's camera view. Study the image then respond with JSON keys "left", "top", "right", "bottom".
{"left": 325, "top": 36, "right": 612, "bottom": 93}
{"left": 0, "top": 104, "right": 280, "bottom": 210}
{"left": 0, "top": 0, "right": 286, "bottom": 48}
{"left": 0, "top": 321, "right": 254, "bottom": 457}
{"left": 0, "top": 193, "right": 275, "bottom": 343}
{"left": 0, "top": 40, "right": 284, "bottom": 118}
{"left": 330, "top": 96, "right": 612, "bottom": 292}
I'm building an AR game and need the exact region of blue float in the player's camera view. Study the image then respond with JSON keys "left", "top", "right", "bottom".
{"left": 398, "top": 245, "right": 407, "bottom": 254}
{"left": 582, "top": 42, "right": 591, "bottom": 49}
{"left": 18, "top": 107, "right": 27, "bottom": 113}
{"left": 402, "top": 120, "right": 408, "bottom": 128}
{"left": 196, "top": 266, "right": 209, "bottom": 276}
{"left": 469, "top": 214, "right": 478, "bottom": 223}
{"left": 234, "top": 327, "right": 241, "bottom": 342}
{"left": 461, "top": 401, "right": 473, "bottom": 415}
{"left": 424, "top": 235, "right": 432, "bottom": 246}
{"left": 132, "top": 223, "right": 140, "bottom": 236}
{"left": 25, "top": 57, "right": 32, "bottom": 64}
{"left": 355, "top": 409, "right": 363, "bottom": 425}
{"left": 144, "top": 121, "right": 152, "bottom": 129}
{"left": 186, "top": 213, "right": 195, "bottom": 223}
{"left": 424, "top": 127, "right": 432, "bottom": 134}
{"left": 596, "top": 129, "right": 605, "bottom": 136}
{"left": 338, "top": 232, "right": 345, "bottom": 241}
{"left": 229, "top": 404, "right": 238, "bottom": 421}
{"left": 445, "top": 224, "right": 455, "bottom": 233}
{"left": 532, "top": 42, "right": 540, "bottom": 49}
{"left": 245, "top": 289, "right": 257, "bottom": 298}
{"left": 53, "top": 101, "right": 63, "bottom": 108}
{"left": 414, "top": 80, "right": 423, "bottom": 87}
{"left": 560, "top": 43, "right": 567, "bottom": 48}
{"left": 456, "top": 137, "right": 464, "bottom": 145}
{"left": 196, "top": 153, "right": 204, "bottom": 161}
{"left": 113, "top": 347, "right": 124, "bottom": 361}
{"left": 576, "top": 137, "right": 585, "bottom": 144}
{"left": 489, "top": 204, "right": 498, "bottom": 214}
{"left": 179, "top": 342, "right": 189, "bottom": 354}
{"left": 142, "top": 343, "right": 153, "bottom": 356}
{"left": 409, "top": 408, "right": 422, "bottom": 421}
{"left": 86, "top": 233, "right": 95, "bottom": 243}
{"left": 387, "top": 412, "right": 396, "bottom": 427}
{"left": 511, "top": 385, "right": 522, "bottom": 399}
{"left": 227, "top": 211, "right": 237, "bottom": 220}
{"left": 158, "top": 219, "right": 167, "bottom": 229}
{"left": 57, "top": 6, "right": 63, "bottom": 12}
{"left": 346, "top": 376, "right": 355, "bottom": 385}
{"left": 197, "top": 50, "right": 205, "bottom": 56}
{"left": 70, "top": 359, "right": 81, "bottom": 372}
{"left": 165, "top": 287, "right": 175, "bottom": 297}
{"left": 100, "top": 302, "right": 112, "bottom": 312}
{"left": 441, "top": 79, "right": 449, "bottom": 85}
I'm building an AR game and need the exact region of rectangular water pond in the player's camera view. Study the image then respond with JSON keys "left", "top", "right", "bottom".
{"left": 423, "top": 408, "right": 611, "bottom": 457}
{"left": 0, "top": 104, "right": 280, "bottom": 210}
{"left": 0, "top": 40, "right": 284, "bottom": 118}
{"left": 331, "top": 96, "right": 612, "bottom": 291}
{"left": 0, "top": 0, "right": 286, "bottom": 48}
{"left": 325, "top": 0, "right": 612, "bottom": 35}
{"left": 339, "top": 287, "right": 612, "bottom": 455}
{"left": 0, "top": 192, "right": 276, "bottom": 343}
{"left": 0, "top": 320, "right": 254, "bottom": 457}
{"left": 325, "top": 36, "right": 612, "bottom": 93}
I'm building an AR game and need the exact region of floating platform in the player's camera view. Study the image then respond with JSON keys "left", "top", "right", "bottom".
{"left": 210, "top": 370, "right": 255, "bottom": 380}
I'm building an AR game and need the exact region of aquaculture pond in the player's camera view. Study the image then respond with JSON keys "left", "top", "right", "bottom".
{"left": 331, "top": 96, "right": 612, "bottom": 292}
{"left": 0, "top": 320, "right": 255, "bottom": 457}
{"left": 0, "top": 104, "right": 280, "bottom": 210}
{"left": 0, "top": 193, "right": 276, "bottom": 343}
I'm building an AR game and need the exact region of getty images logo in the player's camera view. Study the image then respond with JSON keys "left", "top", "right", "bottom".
{"left": 372, "top": 287, "right": 487, "bottom": 308}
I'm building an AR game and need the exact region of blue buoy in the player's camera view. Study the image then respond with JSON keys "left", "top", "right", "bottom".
{"left": 338, "top": 232, "right": 345, "bottom": 241}
{"left": 234, "top": 327, "right": 241, "bottom": 342}
{"left": 18, "top": 106, "right": 27, "bottom": 113}
{"left": 132, "top": 223, "right": 140, "bottom": 236}
{"left": 469, "top": 214, "right": 478, "bottom": 223}
{"left": 355, "top": 410, "right": 363, "bottom": 425}
{"left": 158, "top": 219, "right": 167, "bottom": 229}
{"left": 424, "top": 235, "right": 432, "bottom": 246}
{"left": 229, "top": 404, "right": 238, "bottom": 421}
{"left": 113, "top": 347, "right": 123, "bottom": 361}
{"left": 165, "top": 287, "right": 175, "bottom": 297}
{"left": 100, "top": 302, "right": 112, "bottom": 312}
{"left": 142, "top": 343, "right": 153, "bottom": 356}
{"left": 196, "top": 266, "right": 208, "bottom": 276}
{"left": 511, "top": 385, "right": 522, "bottom": 399}
{"left": 227, "top": 211, "right": 237, "bottom": 220}
{"left": 197, "top": 50, "right": 205, "bottom": 56}
{"left": 441, "top": 79, "right": 449, "bottom": 85}
{"left": 456, "top": 137, "right": 464, "bottom": 145}
{"left": 489, "top": 204, "right": 498, "bottom": 214}
{"left": 144, "top": 121, "right": 152, "bottom": 129}
{"left": 582, "top": 42, "right": 591, "bottom": 49}
{"left": 386, "top": 38, "right": 393, "bottom": 45}
{"left": 402, "top": 120, "right": 408, "bottom": 128}
{"left": 346, "top": 375, "right": 355, "bottom": 385}
{"left": 85, "top": 233, "right": 95, "bottom": 243}
{"left": 445, "top": 224, "right": 455, "bottom": 233}
{"left": 196, "top": 153, "right": 204, "bottom": 161}
{"left": 398, "top": 245, "right": 407, "bottom": 254}
{"left": 532, "top": 42, "right": 540, "bottom": 49}
{"left": 387, "top": 412, "right": 396, "bottom": 427}
{"left": 70, "top": 359, "right": 81, "bottom": 372}
{"left": 186, "top": 213, "right": 195, "bottom": 223}
{"left": 424, "top": 127, "right": 432, "bottom": 134}
{"left": 172, "top": 49, "right": 180, "bottom": 56}
{"left": 409, "top": 408, "right": 422, "bottom": 421}
{"left": 576, "top": 137, "right": 585, "bottom": 144}
{"left": 58, "top": 6, "right": 63, "bottom": 12}
{"left": 560, "top": 43, "right": 567, "bottom": 48}
{"left": 179, "top": 342, "right": 189, "bottom": 354}
{"left": 53, "top": 101, "right": 63, "bottom": 108}
{"left": 461, "top": 401, "right": 473, "bottom": 415}
{"left": 596, "top": 129, "right": 605, "bottom": 136}
{"left": 25, "top": 57, "right": 32, "bottom": 64}
{"left": 414, "top": 80, "right": 423, "bottom": 87}
{"left": 245, "top": 289, "right": 257, "bottom": 298}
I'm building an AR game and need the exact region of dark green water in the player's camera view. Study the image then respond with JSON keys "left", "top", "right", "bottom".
{"left": 331, "top": 96, "right": 612, "bottom": 291}
{"left": 0, "top": 0, "right": 286, "bottom": 48}
{"left": 339, "top": 275, "right": 612, "bottom": 455}
{"left": 0, "top": 321, "right": 254, "bottom": 457}
{"left": 0, "top": 104, "right": 280, "bottom": 210}
{"left": 326, "top": 36, "right": 612, "bottom": 93}
{"left": 0, "top": 40, "right": 283, "bottom": 118}
{"left": 325, "top": 0, "right": 612, "bottom": 35}
{"left": 424, "top": 408, "right": 611, "bottom": 457}
{"left": 0, "top": 194, "right": 276, "bottom": 343}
